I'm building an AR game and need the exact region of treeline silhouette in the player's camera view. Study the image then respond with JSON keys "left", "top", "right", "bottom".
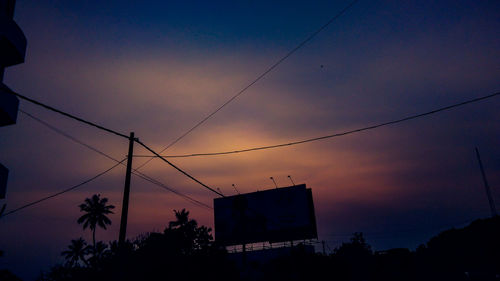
{"left": 259, "top": 217, "right": 500, "bottom": 281}
{"left": 38, "top": 202, "right": 239, "bottom": 281}
{"left": 14, "top": 194, "right": 498, "bottom": 281}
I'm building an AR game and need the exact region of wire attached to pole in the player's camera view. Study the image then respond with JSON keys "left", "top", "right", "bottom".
{"left": 133, "top": 91, "right": 500, "bottom": 159}
{"left": 135, "top": 140, "right": 225, "bottom": 197}
{"left": 19, "top": 109, "right": 213, "bottom": 210}
{"left": 133, "top": 0, "right": 360, "bottom": 170}
{"left": 5, "top": 87, "right": 129, "bottom": 139}
{"left": 0, "top": 158, "right": 126, "bottom": 218}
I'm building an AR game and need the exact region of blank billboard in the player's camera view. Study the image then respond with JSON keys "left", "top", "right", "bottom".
{"left": 214, "top": 184, "right": 317, "bottom": 246}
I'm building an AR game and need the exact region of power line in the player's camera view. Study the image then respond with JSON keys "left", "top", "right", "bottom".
{"left": 134, "top": 0, "right": 360, "bottom": 170}
{"left": 19, "top": 110, "right": 118, "bottom": 162}
{"left": 10, "top": 90, "right": 222, "bottom": 198}
{"left": 133, "top": 91, "right": 500, "bottom": 158}
{"left": 5, "top": 87, "right": 129, "bottom": 139}
{"left": 19, "top": 110, "right": 212, "bottom": 210}
{"left": 132, "top": 172, "right": 212, "bottom": 210}
{"left": 5, "top": 0, "right": 360, "bottom": 172}
{"left": 135, "top": 140, "right": 224, "bottom": 197}
{"left": 0, "top": 158, "right": 126, "bottom": 218}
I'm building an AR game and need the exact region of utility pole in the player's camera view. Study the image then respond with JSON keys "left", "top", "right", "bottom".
{"left": 119, "top": 132, "right": 135, "bottom": 245}
{"left": 475, "top": 147, "right": 497, "bottom": 217}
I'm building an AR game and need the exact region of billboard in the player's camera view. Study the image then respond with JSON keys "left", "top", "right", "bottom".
{"left": 214, "top": 184, "right": 317, "bottom": 246}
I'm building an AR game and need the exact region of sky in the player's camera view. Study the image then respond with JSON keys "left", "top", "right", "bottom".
{"left": 0, "top": 0, "right": 499, "bottom": 279}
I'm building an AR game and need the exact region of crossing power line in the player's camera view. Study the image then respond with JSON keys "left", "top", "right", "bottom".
{"left": 19, "top": 110, "right": 213, "bottom": 210}
{"left": 0, "top": 158, "right": 126, "bottom": 218}
{"left": 4, "top": 87, "right": 221, "bottom": 198}
{"left": 132, "top": 172, "right": 213, "bottom": 209}
{"left": 132, "top": 91, "right": 500, "bottom": 159}
{"left": 19, "top": 110, "right": 119, "bottom": 162}
{"left": 134, "top": 0, "right": 360, "bottom": 170}
{"left": 3, "top": 0, "right": 373, "bottom": 200}
{"left": 9, "top": 87, "right": 500, "bottom": 200}
{"left": 135, "top": 140, "right": 225, "bottom": 197}
{"left": 7, "top": 88, "right": 129, "bottom": 139}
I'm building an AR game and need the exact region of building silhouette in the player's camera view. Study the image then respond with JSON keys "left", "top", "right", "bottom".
{"left": 0, "top": 0, "right": 27, "bottom": 199}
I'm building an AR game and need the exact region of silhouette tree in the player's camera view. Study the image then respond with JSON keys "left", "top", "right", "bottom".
{"left": 0, "top": 269, "right": 23, "bottom": 281}
{"left": 93, "top": 241, "right": 109, "bottom": 260}
{"left": 168, "top": 208, "right": 192, "bottom": 229}
{"left": 87, "top": 241, "right": 109, "bottom": 267}
{"left": 41, "top": 209, "right": 240, "bottom": 281}
{"left": 415, "top": 216, "right": 500, "bottom": 280}
{"left": 334, "top": 232, "right": 372, "bottom": 256}
{"left": 61, "top": 238, "right": 90, "bottom": 268}
{"left": 164, "top": 209, "right": 213, "bottom": 255}
{"left": 77, "top": 194, "right": 115, "bottom": 254}
{"left": 333, "top": 232, "right": 373, "bottom": 280}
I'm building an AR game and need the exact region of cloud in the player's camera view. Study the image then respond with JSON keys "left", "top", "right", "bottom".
{"left": 1, "top": 1, "right": 500, "bottom": 278}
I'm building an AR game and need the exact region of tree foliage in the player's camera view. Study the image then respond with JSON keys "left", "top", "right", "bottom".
{"left": 40, "top": 208, "right": 239, "bottom": 281}
{"left": 39, "top": 201, "right": 500, "bottom": 281}
{"left": 77, "top": 194, "right": 114, "bottom": 253}
{"left": 61, "top": 238, "right": 90, "bottom": 268}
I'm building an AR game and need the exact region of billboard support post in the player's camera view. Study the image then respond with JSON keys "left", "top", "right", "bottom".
{"left": 242, "top": 243, "right": 247, "bottom": 266}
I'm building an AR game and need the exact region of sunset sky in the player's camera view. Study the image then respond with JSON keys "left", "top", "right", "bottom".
{"left": 1, "top": 0, "right": 499, "bottom": 279}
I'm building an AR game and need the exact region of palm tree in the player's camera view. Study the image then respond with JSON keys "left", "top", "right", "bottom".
{"left": 166, "top": 209, "right": 202, "bottom": 254}
{"left": 168, "top": 209, "right": 190, "bottom": 229}
{"left": 61, "top": 238, "right": 90, "bottom": 267}
{"left": 77, "top": 194, "right": 115, "bottom": 254}
{"left": 87, "top": 241, "right": 109, "bottom": 266}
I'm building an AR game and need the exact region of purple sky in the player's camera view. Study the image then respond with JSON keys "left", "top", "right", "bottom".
{"left": 0, "top": 0, "right": 499, "bottom": 279}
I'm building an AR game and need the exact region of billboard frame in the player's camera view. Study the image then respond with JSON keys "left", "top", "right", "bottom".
{"left": 214, "top": 184, "right": 317, "bottom": 246}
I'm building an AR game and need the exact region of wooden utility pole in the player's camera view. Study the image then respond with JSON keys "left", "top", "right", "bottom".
{"left": 475, "top": 147, "right": 497, "bottom": 217}
{"left": 119, "top": 132, "right": 135, "bottom": 245}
